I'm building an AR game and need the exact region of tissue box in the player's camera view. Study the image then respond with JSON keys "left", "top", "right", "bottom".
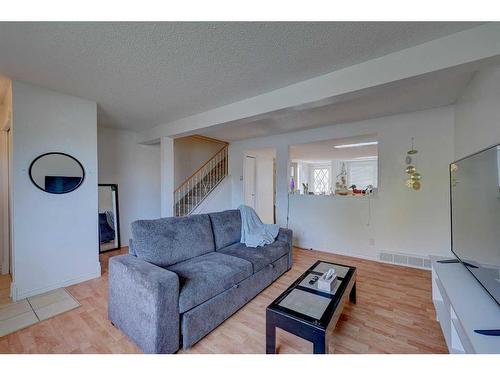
{"left": 317, "top": 269, "right": 337, "bottom": 292}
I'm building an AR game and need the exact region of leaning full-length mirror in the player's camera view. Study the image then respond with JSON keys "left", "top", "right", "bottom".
{"left": 29, "top": 152, "right": 85, "bottom": 194}
{"left": 98, "top": 184, "right": 121, "bottom": 252}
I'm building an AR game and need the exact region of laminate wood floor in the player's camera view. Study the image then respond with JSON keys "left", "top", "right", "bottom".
{"left": 0, "top": 247, "right": 447, "bottom": 354}
{"left": 0, "top": 274, "right": 12, "bottom": 306}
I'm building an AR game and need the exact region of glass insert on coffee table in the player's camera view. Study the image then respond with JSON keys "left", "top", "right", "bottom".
{"left": 266, "top": 260, "right": 356, "bottom": 354}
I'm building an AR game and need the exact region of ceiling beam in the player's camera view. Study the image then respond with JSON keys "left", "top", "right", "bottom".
{"left": 137, "top": 23, "right": 500, "bottom": 144}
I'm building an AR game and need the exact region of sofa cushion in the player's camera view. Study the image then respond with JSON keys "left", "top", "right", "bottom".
{"left": 180, "top": 255, "right": 289, "bottom": 348}
{"left": 218, "top": 240, "right": 289, "bottom": 273}
{"left": 209, "top": 210, "right": 242, "bottom": 250}
{"left": 167, "top": 252, "right": 253, "bottom": 313}
{"left": 131, "top": 214, "right": 215, "bottom": 267}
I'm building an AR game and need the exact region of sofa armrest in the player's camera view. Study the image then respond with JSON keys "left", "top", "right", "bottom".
{"left": 128, "top": 238, "right": 136, "bottom": 255}
{"left": 277, "top": 228, "right": 293, "bottom": 269}
{"left": 108, "top": 254, "right": 180, "bottom": 353}
{"left": 277, "top": 227, "right": 292, "bottom": 244}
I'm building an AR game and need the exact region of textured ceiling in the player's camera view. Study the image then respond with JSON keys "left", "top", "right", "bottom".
{"left": 0, "top": 22, "right": 482, "bottom": 131}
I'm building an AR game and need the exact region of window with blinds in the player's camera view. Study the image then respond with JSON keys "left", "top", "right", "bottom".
{"left": 346, "top": 159, "right": 378, "bottom": 188}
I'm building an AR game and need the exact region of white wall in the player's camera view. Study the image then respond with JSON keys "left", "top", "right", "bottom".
{"left": 192, "top": 177, "right": 233, "bottom": 215}
{"left": 11, "top": 81, "right": 100, "bottom": 300}
{"left": 98, "top": 127, "right": 161, "bottom": 244}
{"left": 230, "top": 106, "right": 455, "bottom": 260}
{"left": 160, "top": 136, "right": 174, "bottom": 217}
{"left": 174, "top": 136, "right": 225, "bottom": 188}
{"left": 454, "top": 65, "right": 500, "bottom": 159}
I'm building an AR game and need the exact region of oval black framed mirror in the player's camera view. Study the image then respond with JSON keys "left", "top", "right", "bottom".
{"left": 29, "top": 152, "right": 85, "bottom": 194}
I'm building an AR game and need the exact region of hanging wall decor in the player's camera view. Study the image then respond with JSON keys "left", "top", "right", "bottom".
{"left": 405, "top": 137, "right": 422, "bottom": 191}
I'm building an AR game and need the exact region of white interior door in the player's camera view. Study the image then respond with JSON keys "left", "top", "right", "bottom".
{"left": 244, "top": 156, "right": 256, "bottom": 209}
{"left": 255, "top": 156, "right": 274, "bottom": 224}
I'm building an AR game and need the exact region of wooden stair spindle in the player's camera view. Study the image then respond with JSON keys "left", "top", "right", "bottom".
{"left": 173, "top": 145, "right": 228, "bottom": 216}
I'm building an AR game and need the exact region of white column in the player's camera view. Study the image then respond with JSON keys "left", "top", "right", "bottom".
{"left": 275, "top": 143, "right": 289, "bottom": 227}
{"left": 160, "top": 136, "right": 174, "bottom": 217}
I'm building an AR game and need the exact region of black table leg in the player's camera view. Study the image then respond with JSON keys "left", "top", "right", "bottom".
{"left": 266, "top": 310, "right": 276, "bottom": 354}
{"left": 313, "top": 332, "right": 326, "bottom": 354}
{"left": 349, "top": 282, "right": 356, "bottom": 304}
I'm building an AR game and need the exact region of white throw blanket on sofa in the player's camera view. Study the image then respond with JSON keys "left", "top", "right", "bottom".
{"left": 239, "top": 205, "right": 279, "bottom": 248}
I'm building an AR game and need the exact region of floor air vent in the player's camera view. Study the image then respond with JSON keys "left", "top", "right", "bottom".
{"left": 379, "top": 252, "right": 393, "bottom": 263}
{"left": 379, "top": 251, "right": 431, "bottom": 270}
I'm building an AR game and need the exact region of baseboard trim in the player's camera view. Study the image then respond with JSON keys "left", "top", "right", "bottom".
{"left": 295, "top": 245, "right": 379, "bottom": 262}
{"left": 12, "top": 263, "right": 101, "bottom": 301}
{"left": 293, "top": 245, "right": 436, "bottom": 271}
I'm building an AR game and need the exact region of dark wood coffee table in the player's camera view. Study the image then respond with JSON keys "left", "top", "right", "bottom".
{"left": 266, "top": 260, "right": 357, "bottom": 354}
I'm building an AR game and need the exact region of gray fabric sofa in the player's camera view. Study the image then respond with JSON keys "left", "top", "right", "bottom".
{"left": 108, "top": 209, "right": 293, "bottom": 353}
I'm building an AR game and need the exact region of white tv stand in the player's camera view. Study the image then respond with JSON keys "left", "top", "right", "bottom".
{"left": 431, "top": 256, "right": 500, "bottom": 353}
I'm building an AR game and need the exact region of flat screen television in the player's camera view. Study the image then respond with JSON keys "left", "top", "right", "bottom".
{"left": 450, "top": 143, "right": 500, "bottom": 306}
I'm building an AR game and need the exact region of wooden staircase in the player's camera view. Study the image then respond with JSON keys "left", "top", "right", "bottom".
{"left": 174, "top": 145, "right": 228, "bottom": 216}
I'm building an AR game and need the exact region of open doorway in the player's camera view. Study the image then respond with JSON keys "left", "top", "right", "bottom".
{"left": 289, "top": 134, "right": 378, "bottom": 196}
{"left": 243, "top": 148, "right": 276, "bottom": 224}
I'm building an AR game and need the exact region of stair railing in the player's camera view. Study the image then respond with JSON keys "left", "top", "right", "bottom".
{"left": 174, "top": 145, "right": 228, "bottom": 216}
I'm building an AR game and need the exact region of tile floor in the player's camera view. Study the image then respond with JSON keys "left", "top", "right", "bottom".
{"left": 0, "top": 287, "right": 80, "bottom": 337}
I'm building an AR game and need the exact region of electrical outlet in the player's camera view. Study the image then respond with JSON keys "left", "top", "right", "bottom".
{"left": 369, "top": 238, "right": 375, "bottom": 246}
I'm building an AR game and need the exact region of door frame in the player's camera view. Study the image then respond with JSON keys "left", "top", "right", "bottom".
{"left": 1, "top": 114, "right": 12, "bottom": 275}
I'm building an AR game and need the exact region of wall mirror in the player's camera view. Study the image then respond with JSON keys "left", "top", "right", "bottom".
{"left": 98, "top": 184, "right": 121, "bottom": 253}
{"left": 29, "top": 152, "right": 85, "bottom": 194}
